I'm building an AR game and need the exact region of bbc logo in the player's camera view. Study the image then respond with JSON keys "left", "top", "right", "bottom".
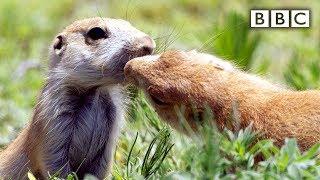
{"left": 250, "top": 10, "right": 310, "bottom": 28}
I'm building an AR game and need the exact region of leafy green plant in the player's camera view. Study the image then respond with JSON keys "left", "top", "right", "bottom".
{"left": 284, "top": 55, "right": 320, "bottom": 90}
{"left": 113, "top": 91, "right": 320, "bottom": 179}
{"left": 113, "top": 128, "right": 174, "bottom": 180}
{"left": 141, "top": 128, "right": 174, "bottom": 178}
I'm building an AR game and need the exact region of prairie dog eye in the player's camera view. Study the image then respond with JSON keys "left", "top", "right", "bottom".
{"left": 87, "top": 27, "right": 108, "bottom": 40}
{"left": 193, "top": 111, "right": 204, "bottom": 122}
{"left": 147, "top": 86, "right": 169, "bottom": 106}
{"left": 150, "top": 94, "right": 168, "bottom": 106}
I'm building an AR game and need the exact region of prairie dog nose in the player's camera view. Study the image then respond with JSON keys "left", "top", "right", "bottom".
{"left": 132, "top": 36, "right": 155, "bottom": 56}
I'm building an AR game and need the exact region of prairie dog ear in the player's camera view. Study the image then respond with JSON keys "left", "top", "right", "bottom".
{"left": 52, "top": 34, "right": 66, "bottom": 56}
{"left": 49, "top": 34, "right": 66, "bottom": 69}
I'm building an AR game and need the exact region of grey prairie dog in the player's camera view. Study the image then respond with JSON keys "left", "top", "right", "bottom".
{"left": 124, "top": 50, "right": 320, "bottom": 151}
{"left": 0, "top": 17, "right": 155, "bottom": 179}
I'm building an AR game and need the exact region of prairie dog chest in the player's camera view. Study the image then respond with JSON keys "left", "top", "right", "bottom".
{"left": 69, "top": 85, "right": 125, "bottom": 165}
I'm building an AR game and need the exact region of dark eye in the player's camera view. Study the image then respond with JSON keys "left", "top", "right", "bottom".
{"left": 87, "top": 27, "right": 107, "bottom": 40}
{"left": 150, "top": 94, "right": 168, "bottom": 106}
{"left": 194, "top": 111, "right": 204, "bottom": 122}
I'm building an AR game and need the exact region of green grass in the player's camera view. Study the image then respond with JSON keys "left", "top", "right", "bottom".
{"left": 1, "top": 0, "right": 320, "bottom": 179}
{"left": 110, "top": 91, "right": 320, "bottom": 179}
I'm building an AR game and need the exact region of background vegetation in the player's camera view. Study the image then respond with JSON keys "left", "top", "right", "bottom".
{"left": 1, "top": 0, "right": 320, "bottom": 179}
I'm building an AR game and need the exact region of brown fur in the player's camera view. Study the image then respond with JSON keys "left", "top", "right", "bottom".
{"left": 124, "top": 50, "right": 320, "bottom": 151}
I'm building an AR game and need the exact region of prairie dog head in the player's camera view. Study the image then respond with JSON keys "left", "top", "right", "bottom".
{"left": 124, "top": 50, "right": 235, "bottom": 131}
{"left": 49, "top": 17, "right": 155, "bottom": 87}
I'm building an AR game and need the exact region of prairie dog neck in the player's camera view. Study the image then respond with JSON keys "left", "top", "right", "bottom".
{"left": 35, "top": 77, "right": 124, "bottom": 177}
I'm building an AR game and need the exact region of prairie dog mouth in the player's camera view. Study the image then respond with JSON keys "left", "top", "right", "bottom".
{"left": 110, "top": 37, "right": 155, "bottom": 82}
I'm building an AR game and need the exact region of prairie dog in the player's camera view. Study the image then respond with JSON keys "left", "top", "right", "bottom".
{"left": 0, "top": 17, "right": 155, "bottom": 179}
{"left": 124, "top": 50, "right": 320, "bottom": 151}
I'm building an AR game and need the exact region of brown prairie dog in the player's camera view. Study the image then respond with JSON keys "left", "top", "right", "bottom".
{"left": 0, "top": 17, "right": 155, "bottom": 179}
{"left": 124, "top": 50, "right": 320, "bottom": 151}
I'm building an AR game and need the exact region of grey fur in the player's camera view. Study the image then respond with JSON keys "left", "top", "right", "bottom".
{"left": 0, "top": 17, "right": 154, "bottom": 179}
